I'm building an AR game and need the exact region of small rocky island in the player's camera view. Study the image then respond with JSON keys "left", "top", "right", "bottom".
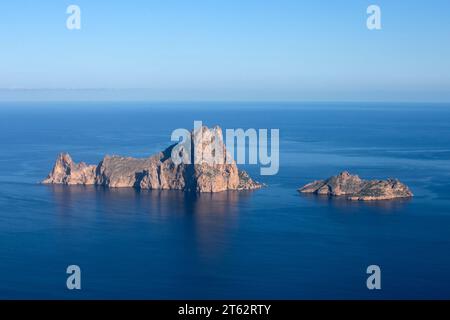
{"left": 298, "top": 171, "right": 413, "bottom": 201}
{"left": 43, "top": 125, "right": 262, "bottom": 193}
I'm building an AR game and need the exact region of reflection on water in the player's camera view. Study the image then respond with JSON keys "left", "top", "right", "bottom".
{"left": 46, "top": 185, "right": 252, "bottom": 260}
{"left": 299, "top": 192, "right": 412, "bottom": 212}
{"left": 47, "top": 184, "right": 251, "bottom": 216}
{"left": 3, "top": 103, "right": 450, "bottom": 298}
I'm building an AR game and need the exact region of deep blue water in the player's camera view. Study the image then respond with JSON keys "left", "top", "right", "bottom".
{"left": 1, "top": 102, "right": 450, "bottom": 299}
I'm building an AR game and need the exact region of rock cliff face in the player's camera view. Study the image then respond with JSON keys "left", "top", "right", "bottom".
{"left": 298, "top": 171, "right": 413, "bottom": 201}
{"left": 42, "top": 153, "right": 97, "bottom": 185}
{"left": 42, "top": 126, "right": 262, "bottom": 193}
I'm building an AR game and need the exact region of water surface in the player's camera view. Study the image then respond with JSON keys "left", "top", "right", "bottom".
{"left": 1, "top": 102, "right": 450, "bottom": 299}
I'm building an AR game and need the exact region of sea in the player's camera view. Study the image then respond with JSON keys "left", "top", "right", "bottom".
{"left": 0, "top": 101, "right": 449, "bottom": 299}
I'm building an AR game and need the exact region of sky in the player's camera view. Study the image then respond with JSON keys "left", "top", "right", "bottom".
{"left": 0, "top": 0, "right": 450, "bottom": 102}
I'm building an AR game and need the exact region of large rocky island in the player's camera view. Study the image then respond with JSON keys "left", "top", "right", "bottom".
{"left": 298, "top": 171, "right": 413, "bottom": 201}
{"left": 42, "top": 125, "right": 262, "bottom": 193}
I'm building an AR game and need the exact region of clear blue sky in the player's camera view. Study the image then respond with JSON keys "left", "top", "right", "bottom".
{"left": 1, "top": 0, "right": 450, "bottom": 102}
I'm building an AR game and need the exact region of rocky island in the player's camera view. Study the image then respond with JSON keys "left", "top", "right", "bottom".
{"left": 43, "top": 125, "right": 262, "bottom": 193}
{"left": 298, "top": 171, "right": 413, "bottom": 201}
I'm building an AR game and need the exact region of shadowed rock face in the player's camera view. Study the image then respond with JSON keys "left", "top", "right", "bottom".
{"left": 42, "top": 126, "right": 262, "bottom": 193}
{"left": 298, "top": 171, "right": 413, "bottom": 201}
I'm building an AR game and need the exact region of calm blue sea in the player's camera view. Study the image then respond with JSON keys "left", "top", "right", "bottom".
{"left": 1, "top": 102, "right": 450, "bottom": 299}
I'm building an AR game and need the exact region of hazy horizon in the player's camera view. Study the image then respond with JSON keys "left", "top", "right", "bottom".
{"left": 1, "top": 89, "right": 450, "bottom": 104}
{"left": 1, "top": 1, "right": 450, "bottom": 103}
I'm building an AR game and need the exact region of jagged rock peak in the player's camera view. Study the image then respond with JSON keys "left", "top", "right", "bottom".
{"left": 42, "top": 125, "right": 262, "bottom": 193}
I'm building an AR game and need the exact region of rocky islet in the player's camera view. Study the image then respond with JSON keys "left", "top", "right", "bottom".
{"left": 298, "top": 171, "right": 413, "bottom": 201}
{"left": 43, "top": 126, "right": 414, "bottom": 200}
{"left": 42, "top": 125, "right": 262, "bottom": 192}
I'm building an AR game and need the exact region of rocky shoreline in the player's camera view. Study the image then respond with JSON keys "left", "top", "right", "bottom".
{"left": 298, "top": 171, "right": 413, "bottom": 201}
{"left": 42, "top": 125, "right": 262, "bottom": 193}
{"left": 43, "top": 126, "right": 414, "bottom": 200}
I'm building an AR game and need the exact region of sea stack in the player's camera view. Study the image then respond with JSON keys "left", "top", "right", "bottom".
{"left": 43, "top": 125, "right": 262, "bottom": 193}
{"left": 298, "top": 171, "right": 413, "bottom": 201}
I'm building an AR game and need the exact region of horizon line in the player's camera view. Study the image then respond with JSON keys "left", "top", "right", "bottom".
{"left": 1, "top": 88, "right": 450, "bottom": 105}
{"left": 1, "top": 100, "right": 450, "bottom": 105}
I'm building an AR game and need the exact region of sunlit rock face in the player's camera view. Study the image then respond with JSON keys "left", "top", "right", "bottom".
{"left": 42, "top": 126, "right": 262, "bottom": 193}
{"left": 42, "top": 153, "right": 96, "bottom": 185}
{"left": 299, "top": 171, "right": 413, "bottom": 201}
